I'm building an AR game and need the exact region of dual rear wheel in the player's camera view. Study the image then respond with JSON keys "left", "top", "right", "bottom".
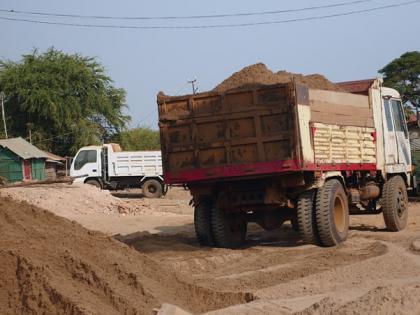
{"left": 297, "top": 179, "right": 349, "bottom": 247}
{"left": 194, "top": 200, "right": 247, "bottom": 249}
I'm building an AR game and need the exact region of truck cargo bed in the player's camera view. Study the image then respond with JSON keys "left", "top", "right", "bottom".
{"left": 158, "top": 83, "right": 377, "bottom": 184}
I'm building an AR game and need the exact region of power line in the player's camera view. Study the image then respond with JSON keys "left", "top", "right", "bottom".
{"left": 0, "top": 0, "right": 418, "bottom": 29}
{"left": 0, "top": 0, "right": 375, "bottom": 20}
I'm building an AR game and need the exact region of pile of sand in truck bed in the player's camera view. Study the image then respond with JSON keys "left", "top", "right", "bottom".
{"left": 0, "top": 197, "right": 252, "bottom": 314}
{"left": 213, "top": 63, "right": 344, "bottom": 93}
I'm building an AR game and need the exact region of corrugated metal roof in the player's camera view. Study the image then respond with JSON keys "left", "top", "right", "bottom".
{"left": 411, "top": 138, "right": 420, "bottom": 151}
{"left": 43, "top": 150, "right": 65, "bottom": 162}
{"left": 0, "top": 137, "right": 49, "bottom": 159}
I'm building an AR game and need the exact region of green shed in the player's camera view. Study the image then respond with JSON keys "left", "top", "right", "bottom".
{"left": 0, "top": 137, "right": 49, "bottom": 183}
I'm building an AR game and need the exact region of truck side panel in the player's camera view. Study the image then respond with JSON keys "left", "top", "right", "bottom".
{"left": 296, "top": 88, "right": 377, "bottom": 168}
{"left": 107, "top": 150, "right": 162, "bottom": 177}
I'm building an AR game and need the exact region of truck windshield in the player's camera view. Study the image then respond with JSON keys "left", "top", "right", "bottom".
{"left": 74, "top": 150, "right": 97, "bottom": 170}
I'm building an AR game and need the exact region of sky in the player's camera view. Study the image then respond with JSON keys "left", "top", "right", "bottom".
{"left": 0, "top": 0, "right": 419, "bottom": 129}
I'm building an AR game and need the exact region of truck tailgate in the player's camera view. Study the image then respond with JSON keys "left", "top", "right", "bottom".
{"left": 158, "top": 83, "right": 299, "bottom": 183}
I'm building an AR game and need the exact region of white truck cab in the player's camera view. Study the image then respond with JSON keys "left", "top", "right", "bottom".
{"left": 70, "top": 143, "right": 164, "bottom": 198}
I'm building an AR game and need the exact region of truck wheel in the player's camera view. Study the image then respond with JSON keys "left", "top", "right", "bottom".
{"left": 194, "top": 200, "right": 215, "bottom": 246}
{"left": 142, "top": 179, "right": 163, "bottom": 198}
{"left": 211, "top": 207, "right": 247, "bottom": 249}
{"left": 291, "top": 214, "right": 299, "bottom": 232}
{"left": 297, "top": 189, "right": 320, "bottom": 245}
{"left": 85, "top": 179, "right": 102, "bottom": 189}
{"left": 315, "top": 179, "right": 349, "bottom": 247}
{"left": 382, "top": 176, "right": 408, "bottom": 231}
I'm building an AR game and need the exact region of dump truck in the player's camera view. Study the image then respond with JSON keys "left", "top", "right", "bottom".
{"left": 157, "top": 78, "right": 413, "bottom": 248}
{"left": 70, "top": 143, "right": 164, "bottom": 198}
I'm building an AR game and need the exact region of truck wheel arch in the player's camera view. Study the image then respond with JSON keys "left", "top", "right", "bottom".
{"left": 315, "top": 172, "right": 346, "bottom": 191}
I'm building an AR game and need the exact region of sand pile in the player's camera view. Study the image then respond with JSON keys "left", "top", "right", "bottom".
{"left": 0, "top": 197, "right": 252, "bottom": 314}
{"left": 0, "top": 183, "right": 158, "bottom": 216}
{"left": 0, "top": 183, "right": 125, "bottom": 216}
{"left": 213, "top": 63, "right": 343, "bottom": 93}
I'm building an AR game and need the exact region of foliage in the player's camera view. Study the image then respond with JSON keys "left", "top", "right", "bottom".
{"left": 379, "top": 51, "right": 420, "bottom": 107}
{"left": 0, "top": 48, "right": 130, "bottom": 156}
{"left": 111, "top": 127, "right": 160, "bottom": 151}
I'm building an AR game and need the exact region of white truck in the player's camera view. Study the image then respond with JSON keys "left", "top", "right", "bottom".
{"left": 70, "top": 143, "right": 164, "bottom": 198}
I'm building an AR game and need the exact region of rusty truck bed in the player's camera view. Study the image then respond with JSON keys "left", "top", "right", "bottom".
{"left": 158, "top": 83, "right": 377, "bottom": 184}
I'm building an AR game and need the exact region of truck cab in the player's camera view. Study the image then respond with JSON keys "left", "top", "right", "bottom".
{"left": 70, "top": 145, "right": 102, "bottom": 186}
{"left": 70, "top": 144, "right": 164, "bottom": 198}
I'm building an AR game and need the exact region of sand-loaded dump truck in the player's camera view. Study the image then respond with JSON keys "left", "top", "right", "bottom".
{"left": 157, "top": 78, "right": 413, "bottom": 248}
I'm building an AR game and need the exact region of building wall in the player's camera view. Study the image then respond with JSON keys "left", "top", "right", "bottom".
{"left": 45, "top": 162, "right": 57, "bottom": 180}
{"left": 31, "top": 158, "right": 46, "bottom": 180}
{"left": 0, "top": 147, "right": 23, "bottom": 182}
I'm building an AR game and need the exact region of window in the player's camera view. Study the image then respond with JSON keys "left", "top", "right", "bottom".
{"left": 383, "top": 99, "right": 394, "bottom": 132}
{"left": 391, "top": 99, "right": 408, "bottom": 138}
{"left": 74, "top": 150, "right": 97, "bottom": 170}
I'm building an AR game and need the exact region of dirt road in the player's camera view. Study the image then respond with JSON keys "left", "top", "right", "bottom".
{"left": 2, "top": 184, "right": 420, "bottom": 314}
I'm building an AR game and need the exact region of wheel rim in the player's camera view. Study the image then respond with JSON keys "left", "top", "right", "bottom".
{"left": 148, "top": 185, "right": 157, "bottom": 194}
{"left": 334, "top": 193, "right": 346, "bottom": 233}
{"left": 396, "top": 187, "right": 407, "bottom": 218}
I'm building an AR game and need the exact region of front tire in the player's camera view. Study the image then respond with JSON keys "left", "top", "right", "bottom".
{"left": 142, "top": 179, "right": 163, "bottom": 198}
{"left": 315, "top": 179, "right": 349, "bottom": 247}
{"left": 382, "top": 176, "right": 408, "bottom": 231}
{"left": 211, "top": 207, "right": 247, "bottom": 249}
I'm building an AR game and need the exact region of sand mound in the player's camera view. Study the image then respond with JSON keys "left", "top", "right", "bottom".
{"left": 0, "top": 183, "right": 122, "bottom": 216}
{"left": 213, "top": 63, "right": 343, "bottom": 93}
{"left": 0, "top": 183, "right": 178, "bottom": 217}
{"left": 0, "top": 197, "right": 252, "bottom": 314}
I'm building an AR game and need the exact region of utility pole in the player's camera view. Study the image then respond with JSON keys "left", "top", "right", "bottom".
{"left": 0, "top": 92, "right": 7, "bottom": 139}
{"left": 187, "top": 78, "right": 198, "bottom": 94}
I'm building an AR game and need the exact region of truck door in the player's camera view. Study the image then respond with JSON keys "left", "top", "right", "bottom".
{"left": 383, "top": 98, "right": 398, "bottom": 165}
{"left": 390, "top": 99, "right": 411, "bottom": 167}
{"left": 70, "top": 149, "right": 101, "bottom": 180}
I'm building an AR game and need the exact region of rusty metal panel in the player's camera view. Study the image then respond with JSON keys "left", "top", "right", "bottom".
{"left": 295, "top": 84, "right": 310, "bottom": 105}
{"left": 158, "top": 83, "right": 297, "bottom": 180}
{"left": 264, "top": 140, "right": 292, "bottom": 161}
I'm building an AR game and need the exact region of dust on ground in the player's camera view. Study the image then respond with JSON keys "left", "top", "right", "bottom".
{"left": 2, "top": 183, "right": 420, "bottom": 314}
{"left": 213, "top": 63, "right": 344, "bottom": 93}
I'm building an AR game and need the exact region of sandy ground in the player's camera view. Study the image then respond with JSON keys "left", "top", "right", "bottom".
{"left": 2, "top": 183, "right": 420, "bottom": 314}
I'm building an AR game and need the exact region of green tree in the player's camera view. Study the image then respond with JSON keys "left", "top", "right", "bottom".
{"left": 379, "top": 51, "right": 420, "bottom": 109}
{"left": 111, "top": 127, "right": 160, "bottom": 151}
{"left": 0, "top": 48, "right": 130, "bottom": 156}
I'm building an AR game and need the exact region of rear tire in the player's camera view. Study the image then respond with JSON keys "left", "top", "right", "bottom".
{"left": 382, "top": 176, "right": 408, "bottom": 231}
{"left": 194, "top": 200, "right": 215, "bottom": 246}
{"left": 297, "top": 189, "right": 320, "bottom": 245}
{"left": 211, "top": 207, "right": 247, "bottom": 249}
{"left": 85, "top": 179, "right": 102, "bottom": 189}
{"left": 315, "top": 179, "right": 349, "bottom": 247}
{"left": 142, "top": 179, "right": 163, "bottom": 198}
